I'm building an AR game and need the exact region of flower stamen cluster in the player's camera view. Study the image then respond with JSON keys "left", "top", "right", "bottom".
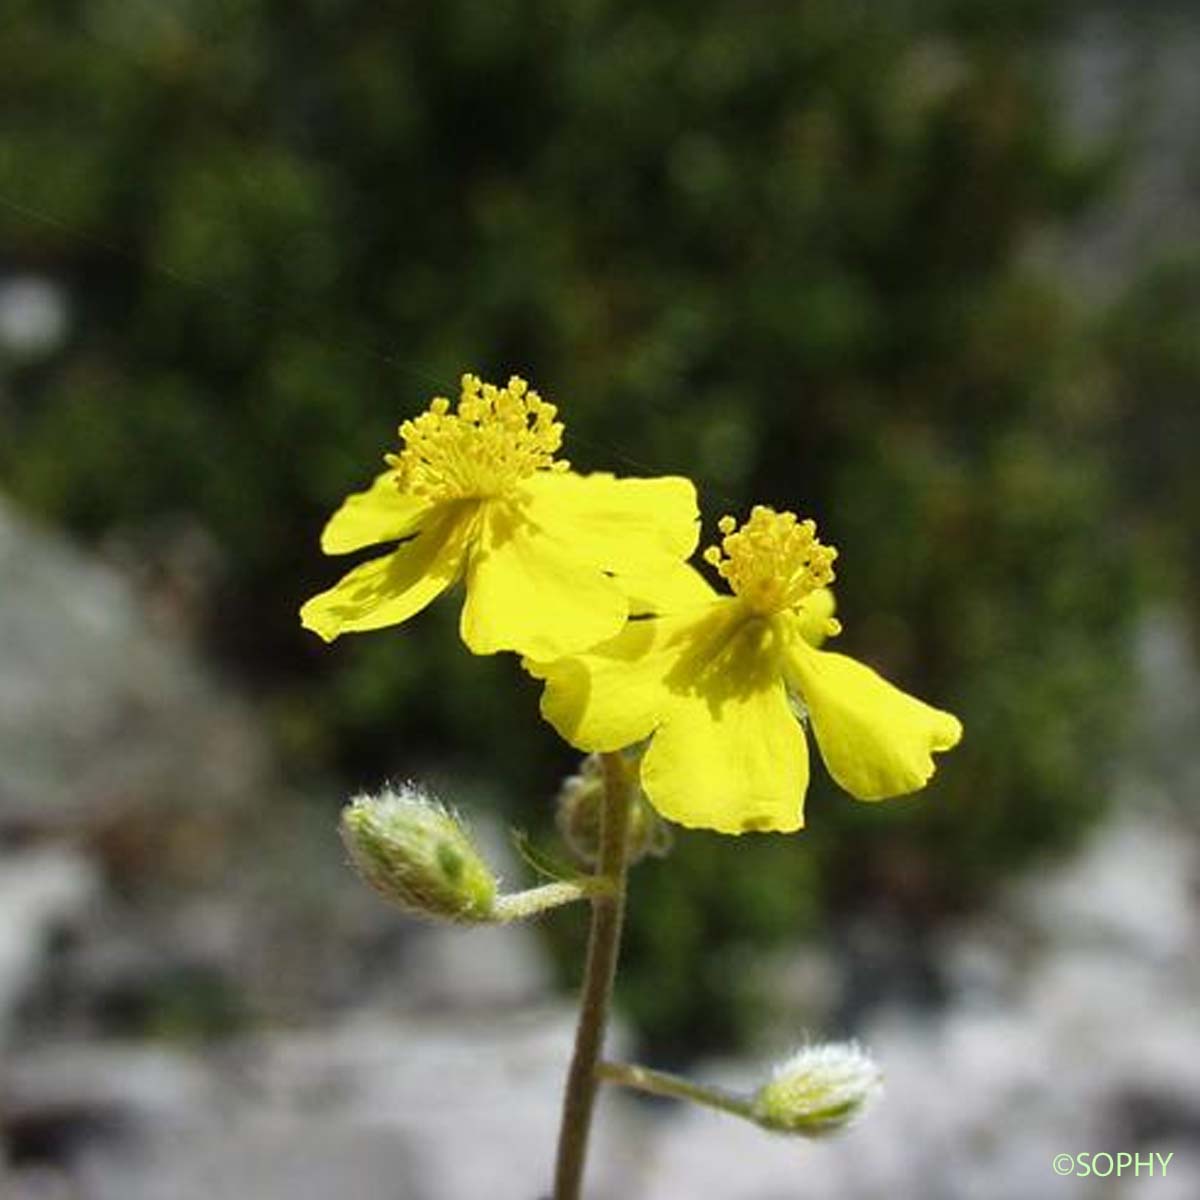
{"left": 301, "top": 371, "right": 698, "bottom": 657}
{"left": 386, "top": 373, "right": 569, "bottom": 501}
{"left": 703, "top": 506, "right": 838, "bottom": 617}
{"left": 532, "top": 503, "right": 960, "bottom": 833}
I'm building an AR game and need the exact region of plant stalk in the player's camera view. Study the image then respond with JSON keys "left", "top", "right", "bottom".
{"left": 492, "top": 878, "right": 611, "bottom": 922}
{"left": 551, "top": 751, "right": 634, "bottom": 1200}
{"left": 596, "top": 1060, "right": 756, "bottom": 1122}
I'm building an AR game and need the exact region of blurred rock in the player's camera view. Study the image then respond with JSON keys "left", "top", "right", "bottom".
{"left": 0, "top": 495, "right": 584, "bottom": 1198}
{"left": 396, "top": 815, "right": 553, "bottom": 1012}
{"left": 3, "top": 1012, "right": 639, "bottom": 1200}
{"left": 0, "top": 497, "right": 270, "bottom": 846}
{"left": 1127, "top": 608, "right": 1200, "bottom": 808}
{"left": 1017, "top": 814, "right": 1196, "bottom": 965}
{"left": 0, "top": 849, "right": 97, "bottom": 1046}
{"left": 98, "top": 518, "right": 226, "bottom": 646}
{"left": 0, "top": 849, "right": 99, "bottom": 1043}
{"left": 636, "top": 610, "right": 1200, "bottom": 1199}
{"left": 0, "top": 276, "right": 70, "bottom": 362}
{"left": 5, "top": 1165, "right": 80, "bottom": 1200}
{"left": 1, "top": 496, "right": 553, "bottom": 1031}
{"left": 636, "top": 804, "right": 1200, "bottom": 1199}
{"left": 1, "top": 496, "right": 293, "bottom": 1043}
{"left": 1057, "top": 7, "right": 1200, "bottom": 297}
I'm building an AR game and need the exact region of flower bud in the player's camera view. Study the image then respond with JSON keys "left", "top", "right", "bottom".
{"left": 556, "top": 753, "right": 672, "bottom": 868}
{"left": 340, "top": 785, "right": 497, "bottom": 922}
{"left": 752, "top": 1042, "right": 881, "bottom": 1136}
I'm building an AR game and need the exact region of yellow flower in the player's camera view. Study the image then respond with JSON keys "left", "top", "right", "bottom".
{"left": 300, "top": 374, "right": 699, "bottom": 659}
{"left": 525, "top": 506, "right": 962, "bottom": 834}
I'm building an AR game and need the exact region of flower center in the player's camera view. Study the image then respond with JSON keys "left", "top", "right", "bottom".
{"left": 703, "top": 505, "right": 838, "bottom": 617}
{"left": 386, "top": 373, "right": 569, "bottom": 501}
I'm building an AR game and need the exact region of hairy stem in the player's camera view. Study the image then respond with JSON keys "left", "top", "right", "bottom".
{"left": 552, "top": 752, "right": 633, "bottom": 1200}
{"left": 597, "top": 1060, "right": 755, "bottom": 1121}
{"left": 491, "top": 878, "right": 611, "bottom": 922}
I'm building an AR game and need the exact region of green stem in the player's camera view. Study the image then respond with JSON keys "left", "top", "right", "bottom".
{"left": 597, "top": 1060, "right": 756, "bottom": 1122}
{"left": 491, "top": 879, "right": 610, "bottom": 922}
{"left": 552, "top": 752, "right": 634, "bottom": 1200}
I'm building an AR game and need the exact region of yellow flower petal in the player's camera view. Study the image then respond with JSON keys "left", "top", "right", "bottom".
{"left": 300, "top": 506, "right": 473, "bottom": 642}
{"left": 525, "top": 602, "right": 733, "bottom": 752}
{"left": 459, "top": 500, "right": 627, "bottom": 659}
{"left": 320, "top": 471, "right": 433, "bottom": 555}
{"left": 529, "top": 603, "right": 806, "bottom": 833}
{"left": 618, "top": 561, "right": 718, "bottom": 616}
{"left": 517, "top": 471, "right": 699, "bottom": 571}
{"left": 640, "top": 618, "right": 809, "bottom": 834}
{"left": 784, "top": 636, "right": 962, "bottom": 801}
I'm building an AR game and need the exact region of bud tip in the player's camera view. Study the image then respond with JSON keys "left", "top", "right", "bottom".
{"left": 752, "top": 1042, "right": 882, "bottom": 1137}
{"left": 340, "top": 783, "right": 498, "bottom": 922}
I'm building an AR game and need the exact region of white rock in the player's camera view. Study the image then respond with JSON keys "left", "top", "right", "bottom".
{"left": 0, "top": 277, "right": 69, "bottom": 359}
{"left": 0, "top": 848, "right": 99, "bottom": 1040}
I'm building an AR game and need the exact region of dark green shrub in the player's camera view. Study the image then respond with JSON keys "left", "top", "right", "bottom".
{"left": 0, "top": 0, "right": 1132, "bottom": 1051}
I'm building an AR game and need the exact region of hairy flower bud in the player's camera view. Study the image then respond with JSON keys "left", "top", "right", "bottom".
{"left": 340, "top": 785, "right": 497, "bottom": 922}
{"left": 556, "top": 753, "right": 672, "bottom": 868}
{"left": 752, "top": 1042, "right": 882, "bottom": 1136}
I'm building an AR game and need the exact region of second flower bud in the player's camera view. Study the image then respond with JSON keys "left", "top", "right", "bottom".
{"left": 557, "top": 752, "right": 672, "bottom": 869}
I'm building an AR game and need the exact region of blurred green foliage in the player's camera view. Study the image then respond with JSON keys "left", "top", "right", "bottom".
{"left": 1105, "top": 251, "right": 1200, "bottom": 610}
{"left": 1, "top": 0, "right": 1136, "bottom": 1052}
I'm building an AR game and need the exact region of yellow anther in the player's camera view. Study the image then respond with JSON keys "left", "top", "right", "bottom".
{"left": 704, "top": 506, "right": 838, "bottom": 616}
{"left": 386, "top": 374, "right": 565, "bottom": 501}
